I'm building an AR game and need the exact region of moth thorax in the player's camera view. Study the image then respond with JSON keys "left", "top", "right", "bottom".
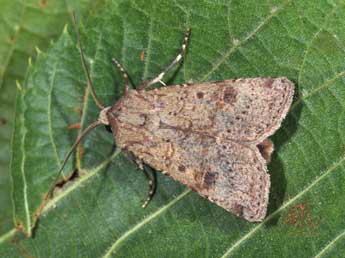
{"left": 98, "top": 106, "right": 111, "bottom": 125}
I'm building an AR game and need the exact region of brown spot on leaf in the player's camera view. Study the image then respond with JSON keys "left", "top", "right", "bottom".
{"left": 0, "top": 117, "right": 7, "bottom": 125}
{"left": 39, "top": 0, "right": 48, "bottom": 8}
{"left": 140, "top": 51, "right": 145, "bottom": 61}
{"left": 223, "top": 86, "right": 237, "bottom": 104}
{"left": 295, "top": 203, "right": 305, "bottom": 210}
{"left": 9, "top": 35, "right": 15, "bottom": 43}
{"left": 73, "top": 107, "right": 83, "bottom": 116}
{"left": 15, "top": 220, "right": 25, "bottom": 231}
{"left": 283, "top": 202, "right": 319, "bottom": 234}
{"left": 68, "top": 123, "right": 81, "bottom": 130}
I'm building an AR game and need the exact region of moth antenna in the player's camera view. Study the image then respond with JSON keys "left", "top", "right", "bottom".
{"left": 72, "top": 12, "right": 105, "bottom": 110}
{"left": 137, "top": 27, "right": 191, "bottom": 90}
{"left": 46, "top": 120, "right": 102, "bottom": 199}
{"left": 112, "top": 58, "right": 129, "bottom": 95}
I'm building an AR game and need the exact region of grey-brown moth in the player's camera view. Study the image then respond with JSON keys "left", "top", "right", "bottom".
{"left": 49, "top": 15, "right": 294, "bottom": 222}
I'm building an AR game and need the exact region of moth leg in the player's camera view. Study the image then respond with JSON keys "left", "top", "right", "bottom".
{"left": 137, "top": 27, "right": 191, "bottom": 90}
{"left": 121, "top": 150, "right": 157, "bottom": 207}
{"left": 141, "top": 166, "right": 157, "bottom": 208}
{"left": 112, "top": 58, "right": 129, "bottom": 95}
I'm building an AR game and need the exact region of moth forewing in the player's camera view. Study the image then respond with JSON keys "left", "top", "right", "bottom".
{"left": 110, "top": 78, "right": 294, "bottom": 221}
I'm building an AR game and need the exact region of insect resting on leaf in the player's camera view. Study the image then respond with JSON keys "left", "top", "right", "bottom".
{"left": 47, "top": 14, "right": 294, "bottom": 222}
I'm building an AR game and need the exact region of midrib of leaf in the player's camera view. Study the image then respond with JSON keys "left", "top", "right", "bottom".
{"left": 220, "top": 153, "right": 345, "bottom": 258}
{"left": 20, "top": 86, "right": 31, "bottom": 234}
{"left": 199, "top": 0, "right": 292, "bottom": 82}
{"left": 314, "top": 229, "right": 345, "bottom": 258}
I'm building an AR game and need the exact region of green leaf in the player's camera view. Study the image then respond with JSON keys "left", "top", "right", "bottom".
{"left": 0, "top": 0, "right": 103, "bottom": 235}
{"left": 2, "top": 0, "right": 345, "bottom": 257}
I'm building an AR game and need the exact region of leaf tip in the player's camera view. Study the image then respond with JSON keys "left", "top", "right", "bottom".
{"left": 28, "top": 57, "right": 32, "bottom": 67}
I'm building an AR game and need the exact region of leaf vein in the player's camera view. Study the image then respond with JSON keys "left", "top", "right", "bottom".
{"left": 141, "top": 15, "right": 154, "bottom": 82}
{"left": 101, "top": 189, "right": 191, "bottom": 258}
{"left": 291, "top": 69, "right": 345, "bottom": 111}
{"left": 314, "top": 229, "right": 345, "bottom": 258}
{"left": 199, "top": 0, "right": 293, "bottom": 82}
{"left": 0, "top": 229, "right": 16, "bottom": 244}
{"left": 21, "top": 93, "right": 31, "bottom": 234}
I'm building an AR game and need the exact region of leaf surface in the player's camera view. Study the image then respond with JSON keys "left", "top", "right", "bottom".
{"left": 2, "top": 0, "right": 345, "bottom": 257}
{"left": 0, "top": 0, "right": 102, "bottom": 234}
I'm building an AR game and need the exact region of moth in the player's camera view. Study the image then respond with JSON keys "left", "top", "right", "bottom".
{"left": 50, "top": 16, "right": 294, "bottom": 222}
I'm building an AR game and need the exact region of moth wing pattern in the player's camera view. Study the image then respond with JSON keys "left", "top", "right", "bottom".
{"left": 111, "top": 77, "right": 294, "bottom": 221}
{"left": 116, "top": 132, "right": 269, "bottom": 221}
{"left": 120, "top": 77, "right": 293, "bottom": 143}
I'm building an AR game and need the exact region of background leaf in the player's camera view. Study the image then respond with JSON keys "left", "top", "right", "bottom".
{"left": 0, "top": 0, "right": 103, "bottom": 235}
{"left": 2, "top": 0, "right": 345, "bottom": 257}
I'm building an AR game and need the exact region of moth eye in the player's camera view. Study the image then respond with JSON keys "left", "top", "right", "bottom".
{"left": 105, "top": 125, "right": 113, "bottom": 133}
